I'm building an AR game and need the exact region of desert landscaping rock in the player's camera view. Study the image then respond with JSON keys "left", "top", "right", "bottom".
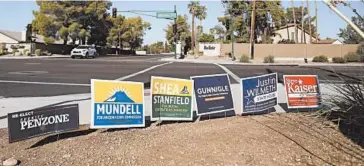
{"left": 2, "top": 157, "right": 18, "bottom": 166}
{"left": 0, "top": 113, "right": 363, "bottom": 165}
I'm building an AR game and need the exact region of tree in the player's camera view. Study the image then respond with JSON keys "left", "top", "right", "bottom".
{"left": 188, "top": 1, "right": 200, "bottom": 53}
{"left": 107, "top": 16, "right": 150, "bottom": 51}
{"left": 196, "top": 5, "right": 207, "bottom": 45}
{"left": 285, "top": 6, "right": 317, "bottom": 42}
{"left": 220, "top": 1, "right": 285, "bottom": 44}
{"left": 32, "top": 1, "right": 112, "bottom": 46}
{"left": 165, "top": 15, "right": 191, "bottom": 53}
{"left": 210, "top": 25, "right": 226, "bottom": 41}
{"left": 338, "top": 15, "right": 364, "bottom": 44}
{"left": 198, "top": 33, "right": 215, "bottom": 43}
{"left": 150, "top": 41, "right": 164, "bottom": 54}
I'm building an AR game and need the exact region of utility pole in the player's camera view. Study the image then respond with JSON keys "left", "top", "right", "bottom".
{"left": 231, "top": 19, "right": 235, "bottom": 60}
{"left": 322, "top": 0, "right": 364, "bottom": 39}
{"left": 250, "top": 0, "right": 256, "bottom": 60}
{"left": 174, "top": 5, "right": 177, "bottom": 59}
{"left": 307, "top": 0, "right": 312, "bottom": 43}
{"left": 301, "top": 1, "right": 304, "bottom": 43}
{"left": 315, "top": 0, "right": 318, "bottom": 41}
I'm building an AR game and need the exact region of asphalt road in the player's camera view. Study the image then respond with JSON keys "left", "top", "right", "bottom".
{"left": 1, "top": 54, "right": 364, "bottom": 97}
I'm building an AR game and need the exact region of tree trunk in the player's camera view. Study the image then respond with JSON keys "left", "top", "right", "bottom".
{"left": 291, "top": 0, "right": 298, "bottom": 43}
{"left": 307, "top": 0, "right": 312, "bottom": 43}
{"left": 192, "top": 13, "right": 195, "bottom": 56}
{"left": 315, "top": 0, "right": 318, "bottom": 41}
{"left": 63, "top": 38, "right": 67, "bottom": 45}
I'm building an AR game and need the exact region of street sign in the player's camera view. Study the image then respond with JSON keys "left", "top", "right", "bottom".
{"left": 156, "top": 12, "right": 177, "bottom": 19}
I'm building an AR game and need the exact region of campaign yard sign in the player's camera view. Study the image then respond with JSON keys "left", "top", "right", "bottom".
{"left": 191, "top": 74, "right": 234, "bottom": 115}
{"left": 91, "top": 79, "right": 145, "bottom": 128}
{"left": 8, "top": 104, "right": 79, "bottom": 143}
{"left": 151, "top": 76, "right": 194, "bottom": 121}
{"left": 283, "top": 75, "right": 321, "bottom": 109}
{"left": 241, "top": 73, "right": 278, "bottom": 113}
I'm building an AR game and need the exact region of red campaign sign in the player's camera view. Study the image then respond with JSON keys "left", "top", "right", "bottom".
{"left": 283, "top": 75, "right": 321, "bottom": 108}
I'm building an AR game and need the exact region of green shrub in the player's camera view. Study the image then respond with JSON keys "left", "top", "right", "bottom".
{"left": 23, "top": 49, "right": 30, "bottom": 56}
{"left": 312, "top": 55, "right": 329, "bottom": 62}
{"left": 344, "top": 52, "right": 360, "bottom": 62}
{"left": 332, "top": 57, "right": 346, "bottom": 63}
{"left": 35, "top": 49, "right": 41, "bottom": 56}
{"left": 263, "top": 55, "right": 275, "bottom": 63}
{"left": 12, "top": 49, "right": 18, "bottom": 55}
{"left": 357, "top": 42, "right": 364, "bottom": 61}
{"left": 239, "top": 54, "right": 250, "bottom": 63}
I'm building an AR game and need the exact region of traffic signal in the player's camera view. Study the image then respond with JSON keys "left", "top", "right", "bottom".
{"left": 112, "top": 8, "right": 117, "bottom": 18}
{"left": 173, "top": 24, "right": 177, "bottom": 33}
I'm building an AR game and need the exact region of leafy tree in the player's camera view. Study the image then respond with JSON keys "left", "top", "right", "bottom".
{"left": 198, "top": 33, "right": 215, "bottom": 43}
{"left": 165, "top": 15, "right": 191, "bottom": 53}
{"left": 150, "top": 41, "right": 164, "bottom": 54}
{"left": 32, "top": 1, "right": 112, "bottom": 46}
{"left": 210, "top": 25, "right": 226, "bottom": 41}
{"left": 196, "top": 5, "right": 207, "bottom": 43}
{"left": 220, "top": 1, "right": 285, "bottom": 44}
{"left": 107, "top": 16, "right": 150, "bottom": 51}
{"left": 338, "top": 15, "right": 364, "bottom": 44}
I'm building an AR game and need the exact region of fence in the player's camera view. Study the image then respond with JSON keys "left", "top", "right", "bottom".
{"left": 220, "top": 43, "right": 359, "bottom": 59}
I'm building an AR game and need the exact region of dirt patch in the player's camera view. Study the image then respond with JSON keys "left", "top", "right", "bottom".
{"left": 1, "top": 113, "right": 364, "bottom": 166}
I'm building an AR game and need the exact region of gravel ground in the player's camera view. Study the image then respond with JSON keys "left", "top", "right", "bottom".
{"left": 1, "top": 113, "right": 364, "bottom": 166}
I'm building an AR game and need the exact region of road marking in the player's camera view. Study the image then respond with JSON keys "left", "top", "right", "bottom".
{"left": 0, "top": 80, "right": 90, "bottom": 86}
{"left": 214, "top": 63, "right": 240, "bottom": 82}
{"left": 25, "top": 63, "right": 41, "bottom": 65}
{"left": 116, "top": 61, "right": 173, "bottom": 80}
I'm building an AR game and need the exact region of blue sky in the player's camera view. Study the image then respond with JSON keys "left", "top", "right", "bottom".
{"left": 0, "top": 1, "right": 363, "bottom": 44}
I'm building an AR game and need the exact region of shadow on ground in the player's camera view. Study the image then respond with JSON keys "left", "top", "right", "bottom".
{"left": 29, "top": 129, "right": 97, "bottom": 149}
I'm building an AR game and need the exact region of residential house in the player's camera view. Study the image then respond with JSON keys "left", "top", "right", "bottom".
{"left": 258, "top": 24, "right": 317, "bottom": 44}
{"left": 312, "top": 39, "right": 343, "bottom": 44}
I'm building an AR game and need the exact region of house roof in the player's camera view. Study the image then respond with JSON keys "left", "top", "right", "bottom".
{"left": 312, "top": 39, "right": 340, "bottom": 44}
{"left": 0, "top": 30, "right": 23, "bottom": 42}
{"left": 275, "top": 24, "right": 319, "bottom": 40}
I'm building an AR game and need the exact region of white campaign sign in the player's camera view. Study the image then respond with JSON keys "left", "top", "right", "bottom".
{"left": 199, "top": 43, "right": 220, "bottom": 56}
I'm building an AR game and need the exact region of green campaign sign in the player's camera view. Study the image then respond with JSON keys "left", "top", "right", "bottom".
{"left": 151, "top": 76, "right": 194, "bottom": 121}
{"left": 156, "top": 12, "right": 177, "bottom": 19}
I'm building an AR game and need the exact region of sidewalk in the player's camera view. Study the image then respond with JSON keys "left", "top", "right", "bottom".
{"left": 161, "top": 56, "right": 364, "bottom": 67}
{"left": 0, "top": 54, "right": 69, "bottom": 59}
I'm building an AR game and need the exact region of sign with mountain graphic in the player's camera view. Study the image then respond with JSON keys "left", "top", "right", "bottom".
{"left": 91, "top": 79, "right": 145, "bottom": 128}
{"left": 151, "top": 76, "right": 194, "bottom": 121}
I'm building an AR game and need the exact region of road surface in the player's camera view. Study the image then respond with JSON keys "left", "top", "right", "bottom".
{"left": 1, "top": 54, "right": 364, "bottom": 98}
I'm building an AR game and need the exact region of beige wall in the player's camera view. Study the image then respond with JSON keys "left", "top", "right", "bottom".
{"left": 220, "top": 43, "right": 359, "bottom": 59}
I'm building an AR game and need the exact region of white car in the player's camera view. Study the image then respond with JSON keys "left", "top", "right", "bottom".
{"left": 71, "top": 45, "right": 97, "bottom": 59}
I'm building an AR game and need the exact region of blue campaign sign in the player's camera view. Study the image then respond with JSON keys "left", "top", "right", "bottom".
{"left": 91, "top": 79, "right": 145, "bottom": 129}
{"left": 191, "top": 74, "right": 234, "bottom": 115}
{"left": 241, "top": 73, "right": 278, "bottom": 113}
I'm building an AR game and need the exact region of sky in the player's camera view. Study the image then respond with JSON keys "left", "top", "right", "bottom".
{"left": 0, "top": 0, "right": 363, "bottom": 45}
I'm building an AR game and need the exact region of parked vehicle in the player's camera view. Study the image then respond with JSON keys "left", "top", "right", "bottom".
{"left": 71, "top": 45, "right": 97, "bottom": 59}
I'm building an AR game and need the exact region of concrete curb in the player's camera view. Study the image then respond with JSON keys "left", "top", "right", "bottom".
{"left": 160, "top": 58, "right": 364, "bottom": 67}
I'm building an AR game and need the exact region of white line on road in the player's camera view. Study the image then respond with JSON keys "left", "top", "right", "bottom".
{"left": 116, "top": 61, "right": 173, "bottom": 80}
{"left": 214, "top": 63, "right": 240, "bottom": 82}
{"left": 0, "top": 80, "right": 90, "bottom": 86}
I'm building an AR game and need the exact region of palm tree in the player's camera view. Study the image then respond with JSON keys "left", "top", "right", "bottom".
{"left": 196, "top": 5, "right": 207, "bottom": 45}
{"left": 188, "top": 1, "right": 200, "bottom": 56}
